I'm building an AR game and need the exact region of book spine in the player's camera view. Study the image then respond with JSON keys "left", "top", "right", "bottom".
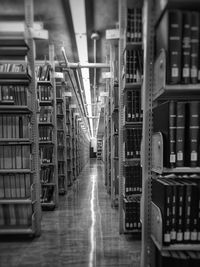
{"left": 188, "top": 101, "right": 199, "bottom": 167}
{"left": 176, "top": 102, "right": 186, "bottom": 167}
{"left": 183, "top": 181, "right": 192, "bottom": 243}
{"left": 181, "top": 12, "right": 191, "bottom": 84}
{"left": 191, "top": 12, "right": 199, "bottom": 84}
{"left": 176, "top": 180, "right": 184, "bottom": 243}
{"left": 168, "top": 10, "right": 182, "bottom": 84}
{"left": 169, "top": 101, "right": 176, "bottom": 167}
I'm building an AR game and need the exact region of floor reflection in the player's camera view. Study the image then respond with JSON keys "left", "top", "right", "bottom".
{"left": 0, "top": 159, "right": 141, "bottom": 267}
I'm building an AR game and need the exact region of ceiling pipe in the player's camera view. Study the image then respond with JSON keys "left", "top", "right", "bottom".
{"left": 61, "top": 48, "right": 110, "bottom": 69}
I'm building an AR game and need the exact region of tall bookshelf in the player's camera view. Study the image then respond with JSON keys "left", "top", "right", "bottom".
{"left": 109, "top": 39, "right": 119, "bottom": 208}
{"left": 55, "top": 72, "right": 67, "bottom": 195}
{"left": 118, "top": 0, "right": 143, "bottom": 234}
{"left": 36, "top": 45, "right": 58, "bottom": 210}
{"left": 0, "top": 0, "right": 41, "bottom": 236}
{"left": 141, "top": 0, "right": 200, "bottom": 266}
{"left": 97, "top": 139, "right": 103, "bottom": 160}
{"left": 62, "top": 69, "right": 90, "bottom": 185}
{"left": 65, "top": 88, "right": 73, "bottom": 187}
{"left": 104, "top": 87, "right": 112, "bottom": 194}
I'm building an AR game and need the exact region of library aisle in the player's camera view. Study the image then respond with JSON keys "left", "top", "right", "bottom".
{"left": 0, "top": 159, "right": 141, "bottom": 267}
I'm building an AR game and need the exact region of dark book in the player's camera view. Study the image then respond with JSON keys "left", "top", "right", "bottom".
{"left": 190, "top": 12, "right": 199, "bottom": 84}
{"left": 153, "top": 101, "right": 177, "bottom": 167}
{"left": 176, "top": 102, "right": 186, "bottom": 167}
{"left": 187, "top": 101, "right": 200, "bottom": 167}
{"left": 126, "top": 50, "right": 130, "bottom": 83}
{"left": 163, "top": 177, "right": 177, "bottom": 244}
{"left": 170, "top": 251, "right": 189, "bottom": 267}
{"left": 179, "top": 179, "right": 193, "bottom": 243}
{"left": 152, "top": 178, "right": 172, "bottom": 245}
{"left": 156, "top": 249, "right": 173, "bottom": 267}
{"left": 169, "top": 101, "right": 176, "bottom": 167}
{"left": 188, "top": 251, "right": 200, "bottom": 267}
{"left": 181, "top": 12, "right": 191, "bottom": 84}
{"left": 156, "top": 9, "right": 182, "bottom": 84}
{"left": 126, "top": 90, "right": 132, "bottom": 122}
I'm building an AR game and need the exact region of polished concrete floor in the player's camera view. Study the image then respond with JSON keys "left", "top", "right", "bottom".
{"left": 0, "top": 159, "right": 141, "bottom": 267}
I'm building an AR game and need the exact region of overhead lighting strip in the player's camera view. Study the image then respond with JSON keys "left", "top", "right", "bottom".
{"left": 69, "top": 0, "right": 93, "bottom": 137}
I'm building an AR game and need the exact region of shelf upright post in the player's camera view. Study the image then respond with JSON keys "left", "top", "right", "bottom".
{"left": 49, "top": 44, "right": 58, "bottom": 206}
{"left": 118, "top": 0, "right": 126, "bottom": 234}
{"left": 141, "top": 0, "right": 154, "bottom": 266}
{"left": 24, "top": 0, "right": 41, "bottom": 236}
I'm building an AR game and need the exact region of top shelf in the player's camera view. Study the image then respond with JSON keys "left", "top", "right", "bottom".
{"left": 153, "top": 49, "right": 200, "bottom": 101}
{"left": 153, "top": 84, "right": 200, "bottom": 101}
{"left": 154, "top": 0, "right": 200, "bottom": 27}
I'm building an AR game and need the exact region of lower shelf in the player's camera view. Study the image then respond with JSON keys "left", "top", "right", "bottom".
{"left": 151, "top": 201, "right": 200, "bottom": 251}
{"left": 122, "top": 209, "right": 141, "bottom": 234}
{"left": 0, "top": 226, "right": 34, "bottom": 235}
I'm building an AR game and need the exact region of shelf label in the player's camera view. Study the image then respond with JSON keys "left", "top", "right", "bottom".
{"left": 100, "top": 92, "right": 109, "bottom": 97}
{"left": 64, "top": 92, "right": 72, "bottom": 97}
{"left": 106, "top": 29, "right": 119, "bottom": 39}
{"left": 102, "top": 72, "right": 112, "bottom": 79}
{"left": 55, "top": 72, "right": 64, "bottom": 78}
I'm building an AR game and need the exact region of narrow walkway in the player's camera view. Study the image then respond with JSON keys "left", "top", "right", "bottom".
{"left": 0, "top": 159, "right": 141, "bottom": 267}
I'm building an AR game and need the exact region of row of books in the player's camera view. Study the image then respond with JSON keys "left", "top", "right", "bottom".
{"left": 156, "top": 248, "right": 200, "bottom": 267}
{"left": 37, "top": 85, "right": 53, "bottom": 102}
{"left": 56, "top": 84, "right": 63, "bottom": 99}
{"left": 39, "top": 125, "right": 53, "bottom": 142}
{"left": 114, "top": 160, "right": 119, "bottom": 196}
{"left": 40, "top": 185, "right": 54, "bottom": 203}
{"left": 113, "top": 83, "right": 119, "bottom": 108}
{"left": 57, "top": 147, "right": 64, "bottom": 161}
{"left": 0, "top": 204, "right": 32, "bottom": 226}
{"left": 39, "top": 145, "right": 53, "bottom": 164}
{"left": 114, "top": 135, "right": 118, "bottom": 157}
{"left": 0, "top": 63, "right": 27, "bottom": 73}
{"left": 38, "top": 106, "right": 53, "bottom": 123}
{"left": 125, "top": 89, "right": 142, "bottom": 122}
{"left": 56, "top": 102, "right": 63, "bottom": 115}
{"left": 127, "top": 8, "right": 142, "bottom": 43}
{"left": 153, "top": 101, "right": 200, "bottom": 168}
{"left": 57, "top": 118, "right": 63, "bottom": 130}
{"left": 0, "top": 173, "right": 32, "bottom": 199}
{"left": 57, "top": 131, "right": 64, "bottom": 146}
{"left": 123, "top": 197, "right": 141, "bottom": 230}
{"left": 124, "top": 165, "right": 142, "bottom": 195}
{"left": 58, "top": 162, "right": 64, "bottom": 175}
{"left": 0, "top": 85, "right": 29, "bottom": 105}
{"left": 35, "top": 64, "right": 51, "bottom": 81}
{"left": 156, "top": 10, "right": 200, "bottom": 84}
{"left": 0, "top": 114, "right": 30, "bottom": 139}
{"left": 152, "top": 176, "right": 200, "bottom": 245}
{"left": 125, "top": 49, "right": 143, "bottom": 84}
{"left": 40, "top": 166, "right": 54, "bottom": 184}
{"left": 113, "top": 112, "right": 119, "bottom": 134}
{"left": 58, "top": 176, "right": 65, "bottom": 193}
{"left": 0, "top": 145, "right": 31, "bottom": 169}
{"left": 124, "top": 128, "right": 142, "bottom": 159}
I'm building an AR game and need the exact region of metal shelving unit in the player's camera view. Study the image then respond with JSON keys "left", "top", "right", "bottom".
{"left": 36, "top": 45, "right": 58, "bottom": 211}
{"left": 141, "top": 0, "right": 200, "bottom": 266}
{"left": 55, "top": 72, "right": 68, "bottom": 195}
{"left": 118, "top": 0, "right": 143, "bottom": 235}
{"left": 0, "top": 0, "right": 41, "bottom": 236}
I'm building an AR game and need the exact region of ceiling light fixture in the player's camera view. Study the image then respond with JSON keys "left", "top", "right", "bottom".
{"left": 69, "top": 0, "right": 93, "bottom": 137}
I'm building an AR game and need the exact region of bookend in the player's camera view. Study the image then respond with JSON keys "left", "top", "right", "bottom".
{"left": 152, "top": 132, "right": 164, "bottom": 174}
